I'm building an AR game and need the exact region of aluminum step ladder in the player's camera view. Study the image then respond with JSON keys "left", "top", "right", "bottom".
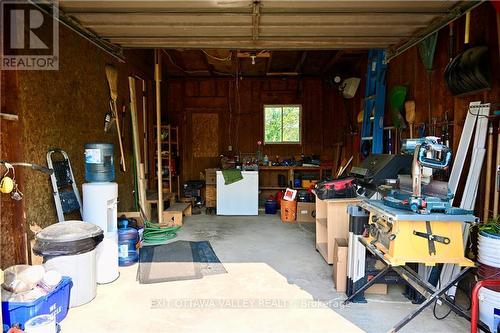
{"left": 360, "top": 49, "right": 387, "bottom": 157}
{"left": 47, "top": 149, "right": 82, "bottom": 222}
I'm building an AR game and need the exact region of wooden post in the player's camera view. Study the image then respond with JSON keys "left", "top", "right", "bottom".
{"left": 493, "top": 126, "right": 500, "bottom": 218}
{"left": 141, "top": 79, "right": 148, "bottom": 175}
{"left": 128, "top": 76, "right": 148, "bottom": 218}
{"left": 484, "top": 123, "right": 493, "bottom": 222}
{"left": 155, "top": 49, "right": 164, "bottom": 224}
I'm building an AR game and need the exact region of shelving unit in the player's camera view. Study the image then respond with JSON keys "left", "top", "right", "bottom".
{"left": 315, "top": 196, "right": 362, "bottom": 264}
{"left": 258, "top": 166, "right": 333, "bottom": 199}
{"left": 153, "top": 125, "right": 181, "bottom": 200}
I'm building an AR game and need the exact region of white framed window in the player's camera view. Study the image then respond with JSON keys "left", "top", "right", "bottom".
{"left": 263, "top": 105, "right": 301, "bottom": 144}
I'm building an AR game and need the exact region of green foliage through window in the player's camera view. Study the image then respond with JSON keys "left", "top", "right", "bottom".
{"left": 264, "top": 105, "right": 301, "bottom": 144}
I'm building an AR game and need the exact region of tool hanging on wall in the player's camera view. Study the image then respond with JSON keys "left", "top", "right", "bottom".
{"left": 404, "top": 100, "right": 416, "bottom": 138}
{"left": 444, "top": 11, "right": 491, "bottom": 96}
{"left": 1, "top": 161, "right": 53, "bottom": 201}
{"left": 418, "top": 32, "right": 438, "bottom": 135}
{"left": 105, "top": 64, "right": 126, "bottom": 172}
{"left": 389, "top": 85, "right": 407, "bottom": 130}
{"left": 47, "top": 149, "right": 83, "bottom": 222}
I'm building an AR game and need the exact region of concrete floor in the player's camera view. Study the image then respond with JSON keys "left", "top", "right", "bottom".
{"left": 61, "top": 213, "right": 469, "bottom": 333}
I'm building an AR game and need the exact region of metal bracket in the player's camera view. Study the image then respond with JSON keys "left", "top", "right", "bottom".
{"left": 28, "top": 1, "right": 125, "bottom": 62}
{"left": 413, "top": 221, "right": 450, "bottom": 255}
{"left": 386, "top": 1, "right": 484, "bottom": 62}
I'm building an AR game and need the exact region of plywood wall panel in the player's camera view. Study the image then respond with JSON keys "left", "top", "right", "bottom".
{"left": 387, "top": 2, "right": 499, "bottom": 218}
{"left": 1, "top": 23, "right": 152, "bottom": 268}
{"left": 192, "top": 113, "right": 219, "bottom": 158}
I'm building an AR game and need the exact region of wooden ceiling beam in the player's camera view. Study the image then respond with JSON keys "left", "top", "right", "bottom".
{"left": 252, "top": 1, "right": 261, "bottom": 40}
{"left": 200, "top": 50, "right": 214, "bottom": 76}
{"left": 322, "top": 50, "right": 345, "bottom": 73}
{"left": 294, "top": 51, "right": 308, "bottom": 73}
{"left": 266, "top": 51, "right": 273, "bottom": 74}
{"left": 111, "top": 37, "right": 400, "bottom": 49}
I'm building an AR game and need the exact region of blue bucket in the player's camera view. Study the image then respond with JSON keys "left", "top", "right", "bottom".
{"left": 265, "top": 200, "right": 278, "bottom": 214}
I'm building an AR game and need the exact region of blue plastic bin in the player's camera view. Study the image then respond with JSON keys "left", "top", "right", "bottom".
{"left": 265, "top": 200, "right": 278, "bottom": 214}
{"left": 2, "top": 276, "right": 72, "bottom": 332}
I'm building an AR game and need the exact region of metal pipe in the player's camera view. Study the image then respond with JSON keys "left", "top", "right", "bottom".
{"left": 387, "top": 1, "right": 483, "bottom": 62}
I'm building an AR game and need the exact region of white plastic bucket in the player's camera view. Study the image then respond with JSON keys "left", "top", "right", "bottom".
{"left": 44, "top": 249, "right": 97, "bottom": 307}
{"left": 478, "top": 232, "right": 500, "bottom": 268}
{"left": 478, "top": 286, "right": 500, "bottom": 333}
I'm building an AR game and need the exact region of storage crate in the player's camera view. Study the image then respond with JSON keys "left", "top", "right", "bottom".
{"left": 205, "top": 185, "right": 216, "bottom": 208}
{"left": 2, "top": 276, "right": 72, "bottom": 331}
{"left": 205, "top": 168, "right": 217, "bottom": 185}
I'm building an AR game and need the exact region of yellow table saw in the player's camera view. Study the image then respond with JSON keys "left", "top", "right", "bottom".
{"left": 359, "top": 200, "right": 477, "bottom": 267}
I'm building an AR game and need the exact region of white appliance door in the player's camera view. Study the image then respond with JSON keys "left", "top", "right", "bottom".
{"left": 216, "top": 171, "right": 258, "bottom": 215}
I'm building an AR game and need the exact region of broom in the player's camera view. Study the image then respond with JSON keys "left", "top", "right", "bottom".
{"left": 405, "top": 100, "right": 416, "bottom": 138}
{"left": 105, "top": 64, "right": 126, "bottom": 172}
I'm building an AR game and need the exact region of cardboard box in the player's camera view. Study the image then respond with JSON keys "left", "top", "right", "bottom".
{"left": 296, "top": 202, "right": 316, "bottom": 223}
{"left": 332, "top": 238, "right": 348, "bottom": 292}
{"left": 366, "top": 283, "right": 388, "bottom": 295}
{"left": 205, "top": 168, "right": 217, "bottom": 185}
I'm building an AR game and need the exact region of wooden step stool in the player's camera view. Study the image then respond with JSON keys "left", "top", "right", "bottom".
{"left": 161, "top": 202, "right": 192, "bottom": 227}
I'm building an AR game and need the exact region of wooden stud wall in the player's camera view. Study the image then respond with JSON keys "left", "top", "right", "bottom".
{"left": 165, "top": 76, "right": 363, "bottom": 183}
{"left": 386, "top": 3, "right": 499, "bottom": 217}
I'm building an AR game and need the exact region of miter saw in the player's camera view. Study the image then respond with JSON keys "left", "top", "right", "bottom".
{"left": 382, "top": 136, "right": 472, "bottom": 215}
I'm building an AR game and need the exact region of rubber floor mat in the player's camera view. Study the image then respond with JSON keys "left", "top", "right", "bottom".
{"left": 138, "top": 240, "right": 226, "bottom": 284}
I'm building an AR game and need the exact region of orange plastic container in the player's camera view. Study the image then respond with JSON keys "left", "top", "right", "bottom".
{"left": 280, "top": 199, "right": 297, "bottom": 223}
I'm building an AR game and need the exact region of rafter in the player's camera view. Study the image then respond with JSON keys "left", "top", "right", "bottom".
{"left": 200, "top": 50, "right": 214, "bottom": 76}
{"left": 294, "top": 51, "right": 308, "bottom": 73}
{"left": 266, "top": 51, "right": 273, "bottom": 74}
{"left": 322, "top": 50, "right": 345, "bottom": 74}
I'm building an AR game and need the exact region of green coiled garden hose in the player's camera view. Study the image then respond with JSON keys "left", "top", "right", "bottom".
{"left": 143, "top": 221, "right": 181, "bottom": 245}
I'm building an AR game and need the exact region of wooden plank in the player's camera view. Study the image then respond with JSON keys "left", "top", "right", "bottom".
{"left": 73, "top": 13, "right": 437, "bottom": 26}
{"left": 109, "top": 37, "right": 401, "bottom": 49}
{"left": 154, "top": 50, "right": 164, "bottom": 224}
{"left": 129, "top": 76, "right": 148, "bottom": 218}
{"left": 61, "top": 0, "right": 455, "bottom": 14}
{"left": 94, "top": 25, "right": 418, "bottom": 38}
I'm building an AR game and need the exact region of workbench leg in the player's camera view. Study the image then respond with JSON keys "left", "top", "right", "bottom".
{"left": 388, "top": 267, "right": 472, "bottom": 333}
{"left": 343, "top": 266, "right": 391, "bottom": 305}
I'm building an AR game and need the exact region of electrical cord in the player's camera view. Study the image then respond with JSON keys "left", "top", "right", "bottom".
{"left": 201, "top": 49, "right": 232, "bottom": 62}
{"left": 143, "top": 220, "right": 181, "bottom": 245}
{"left": 432, "top": 279, "right": 471, "bottom": 320}
{"left": 161, "top": 49, "right": 234, "bottom": 76}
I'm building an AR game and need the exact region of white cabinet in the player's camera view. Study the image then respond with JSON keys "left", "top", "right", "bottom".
{"left": 216, "top": 171, "right": 258, "bottom": 215}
